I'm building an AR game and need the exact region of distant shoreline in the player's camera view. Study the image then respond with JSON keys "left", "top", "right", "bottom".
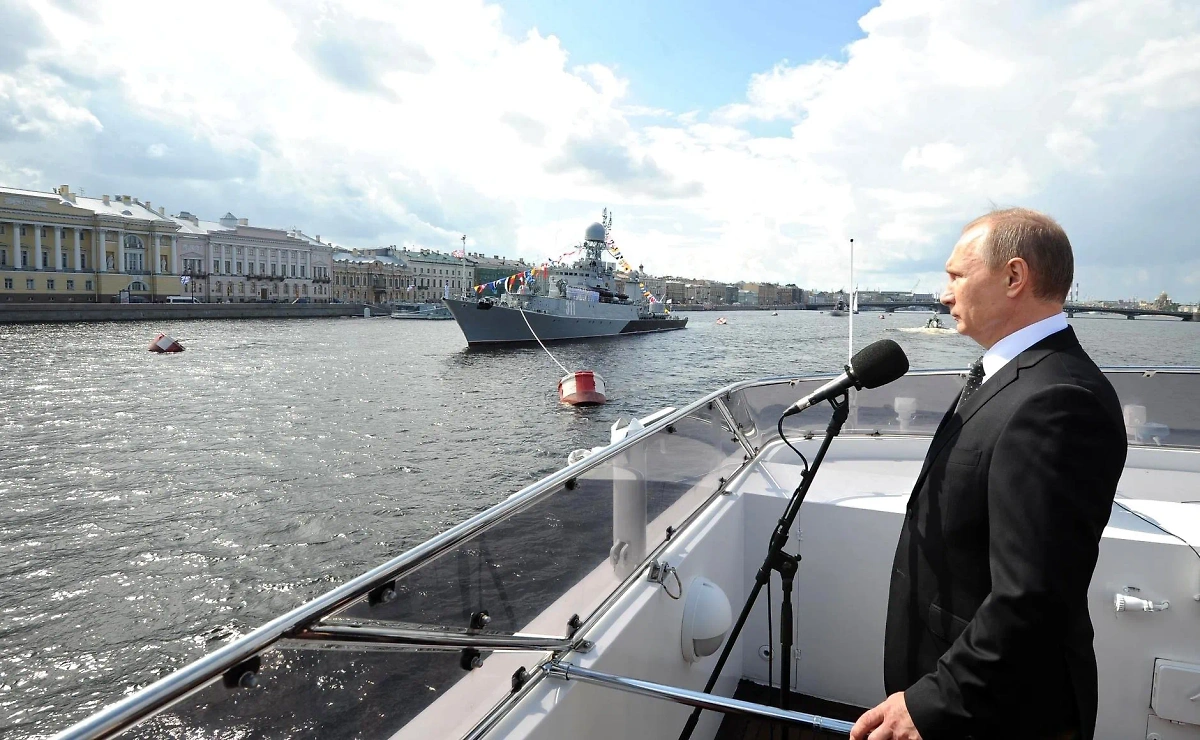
{"left": 0, "top": 302, "right": 377, "bottom": 324}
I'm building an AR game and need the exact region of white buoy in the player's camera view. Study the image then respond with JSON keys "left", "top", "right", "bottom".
{"left": 558, "top": 371, "right": 606, "bottom": 406}
{"left": 148, "top": 333, "right": 184, "bottom": 353}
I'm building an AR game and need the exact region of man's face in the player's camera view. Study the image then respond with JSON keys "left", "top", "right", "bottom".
{"left": 940, "top": 226, "right": 1011, "bottom": 347}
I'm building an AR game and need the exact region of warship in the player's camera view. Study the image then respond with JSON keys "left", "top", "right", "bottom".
{"left": 443, "top": 220, "right": 687, "bottom": 346}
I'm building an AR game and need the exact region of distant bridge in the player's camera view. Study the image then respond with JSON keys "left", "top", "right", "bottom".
{"left": 1064, "top": 303, "right": 1197, "bottom": 321}
{"left": 806, "top": 301, "right": 949, "bottom": 314}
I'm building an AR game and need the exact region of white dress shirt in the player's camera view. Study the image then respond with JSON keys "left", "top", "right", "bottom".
{"left": 980, "top": 312, "right": 1069, "bottom": 385}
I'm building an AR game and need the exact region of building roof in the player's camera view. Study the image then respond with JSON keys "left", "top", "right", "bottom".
{"left": 398, "top": 249, "right": 474, "bottom": 266}
{"left": 168, "top": 215, "right": 231, "bottom": 235}
{"left": 470, "top": 253, "right": 529, "bottom": 268}
{"left": 0, "top": 185, "right": 178, "bottom": 227}
{"left": 332, "top": 250, "right": 408, "bottom": 268}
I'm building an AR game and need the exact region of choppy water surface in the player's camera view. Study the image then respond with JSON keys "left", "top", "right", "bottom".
{"left": 1, "top": 310, "right": 1197, "bottom": 736}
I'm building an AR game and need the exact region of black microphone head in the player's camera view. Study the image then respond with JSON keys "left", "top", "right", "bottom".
{"left": 849, "top": 339, "right": 909, "bottom": 389}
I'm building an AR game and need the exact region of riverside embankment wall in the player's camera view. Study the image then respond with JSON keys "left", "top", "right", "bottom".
{"left": 0, "top": 303, "right": 377, "bottom": 324}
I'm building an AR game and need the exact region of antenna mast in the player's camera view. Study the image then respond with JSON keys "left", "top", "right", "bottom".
{"left": 848, "top": 238, "right": 855, "bottom": 364}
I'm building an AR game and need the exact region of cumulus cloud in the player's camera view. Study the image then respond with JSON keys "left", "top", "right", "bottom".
{"left": 0, "top": 0, "right": 1198, "bottom": 299}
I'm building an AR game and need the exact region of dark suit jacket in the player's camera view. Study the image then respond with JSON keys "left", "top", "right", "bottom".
{"left": 883, "top": 327, "right": 1127, "bottom": 740}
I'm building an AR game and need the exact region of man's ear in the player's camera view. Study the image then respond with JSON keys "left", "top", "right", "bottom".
{"left": 1005, "top": 257, "right": 1030, "bottom": 297}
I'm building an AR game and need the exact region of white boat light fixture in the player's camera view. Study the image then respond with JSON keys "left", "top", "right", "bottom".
{"left": 681, "top": 577, "right": 733, "bottom": 663}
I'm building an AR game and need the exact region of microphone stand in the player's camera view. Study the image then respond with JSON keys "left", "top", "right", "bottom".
{"left": 677, "top": 393, "right": 851, "bottom": 740}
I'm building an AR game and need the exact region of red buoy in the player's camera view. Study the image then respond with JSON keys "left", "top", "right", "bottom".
{"left": 558, "top": 370, "right": 606, "bottom": 406}
{"left": 148, "top": 333, "right": 185, "bottom": 353}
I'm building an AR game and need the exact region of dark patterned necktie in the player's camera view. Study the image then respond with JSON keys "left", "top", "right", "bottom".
{"left": 958, "top": 357, "right": 985, "bottom": 408}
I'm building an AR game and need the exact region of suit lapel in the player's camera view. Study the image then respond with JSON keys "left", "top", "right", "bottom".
{"left": 911, "top": 362, "right": 1017, "bottom": 491}
{"left": 910, "top": 326, "right": 1079, "bottom": 494}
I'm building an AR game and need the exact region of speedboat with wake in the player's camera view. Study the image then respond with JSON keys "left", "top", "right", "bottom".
{"left": 898, "top": 313, "right": 957, "bottom": 335}
{"left": 53, "top": 346, "right": 1200, "bottom": 740}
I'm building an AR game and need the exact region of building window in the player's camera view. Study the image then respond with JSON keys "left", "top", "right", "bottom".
{"left": 271, "top": 264, "right": 276, "bottom": 276}
{"left": 3, "top": 278, "right": 11, "bottom": 289}
{"left": 290, "top": 264, "right": 296, "bottom": 277}
{"left": 42, "top": 251, "right": 48, "bottom": 268}
{"left": 300, "top": 266, "right": 306, "bottom": 277}
{"left": 237, "top": 262, "right": 243, "bottom": 274}
{"left": 20, "top": 226, "right": 27, "bottom": 237}
{"left": 85, "top": 280, "right": 93, "bottom": 290}
{"left": 80, "top": 254, "right": 87, "bottom": 270}
{"left": 213, "top": 259, "right": 220, "bottom": 273}
{"left": 41, "top": 226, "right": 48, "bottom": 238}
{"left": 21, "top": 250, "right": 28, "bottom": 267}
{"left": 47, "top": 279, "right": 55, "bottom": 290}
{"left": 26, "top": 279, "right": 35, "bottom": 290}
{"left": 260, "top": 262, "right": 265, "bottom": 274}
{"left": 66, "top": 280, "right": 74, "bottom": 290}
{"left": 125, "top": 251, "right": 144, "bottom": 273}
{"left": 225, "top": 260, "right": 231, "bottom": 274}
{"left": 61, "top": 253, "right": 67, "bottom": 269}
{"left": 0, "top": 250, "right": 5, "bottom": 266}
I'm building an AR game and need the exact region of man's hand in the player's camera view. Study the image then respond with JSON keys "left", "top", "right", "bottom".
{"left": 850, "top": 691, "right": 922, "bottom": 740}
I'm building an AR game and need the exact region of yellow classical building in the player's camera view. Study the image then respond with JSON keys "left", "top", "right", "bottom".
{"left": 0, "top": 184, "right": 188, "bottom": 302}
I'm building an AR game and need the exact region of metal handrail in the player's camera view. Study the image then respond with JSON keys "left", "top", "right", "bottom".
{"left": 286, "top": 624, "right": 588, "bottom": 654}
{"left": 543, "top": 661, "right": 853, "bottom": 735}
{"left": 50, "top": 367, "right": 1199, "bottom": 739}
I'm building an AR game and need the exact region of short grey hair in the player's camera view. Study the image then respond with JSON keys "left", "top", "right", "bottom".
{"left": 964, "top": 208, "right": 1074, "bottom": 302}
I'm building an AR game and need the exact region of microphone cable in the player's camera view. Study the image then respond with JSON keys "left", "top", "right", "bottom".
{"left": 778, "top": 414, "right": 810, "bottom": 474}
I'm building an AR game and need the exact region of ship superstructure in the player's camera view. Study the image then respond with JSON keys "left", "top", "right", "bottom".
{"left": 443, "top": 219, "right": 686, "bottom": 345}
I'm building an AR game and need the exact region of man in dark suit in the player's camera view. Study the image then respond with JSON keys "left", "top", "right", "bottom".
{"left": 850, "top": 209, "right": 1127, "bottom": 740}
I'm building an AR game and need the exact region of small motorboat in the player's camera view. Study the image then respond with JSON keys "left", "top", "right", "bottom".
{"left": 391, "top": 302, "right": 454, "bottom": 320}
{"left": 715, "top": 317, "right": 728, "bottom": 325}
{"left": 898, "top": 313, "right": 958, "bottom": 335}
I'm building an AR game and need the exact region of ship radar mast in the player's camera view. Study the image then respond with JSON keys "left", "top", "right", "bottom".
{"left": 583, "top": 216, "right": 607, "bottom": 265}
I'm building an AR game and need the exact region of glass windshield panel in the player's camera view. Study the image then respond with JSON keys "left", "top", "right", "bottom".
{"left": 728, "top": 374, "right": 966, "bottom": 448}
{"left": 1104, "top": 370, "right": 1200, "bottom": 448}
{"left": 325, "top": 403, "right": 745, "bottom": 635}
{"left": 118, "top": 645, "right": 520, "bottom": 740}
{"left": 727, "top": 370, "right": 1200, "bottom": 450}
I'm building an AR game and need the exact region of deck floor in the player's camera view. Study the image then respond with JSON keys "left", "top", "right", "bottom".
{"left": 713, "top": 681, "right": 864, "bottom": 740}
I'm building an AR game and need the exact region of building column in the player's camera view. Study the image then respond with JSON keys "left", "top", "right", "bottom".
{"left": 32, "top": 224, "right": 41, "bottom": 271}
{"left": 2, "top": 221, "right": 12, "bottom": 268}
{"left": 171, "top": 235, "right": 179, "bottom": 274}
{"left": 115, "top": 230, "right": 125, "bottom": 273}
{"left": 97, "top": 229, "right": 107, "bottom": 272}
{"left": 53, "top": 226, "right": 62, "bottom": 271}
{"left": 14, "top": 222, "right": 26, "bottom": 269}
{"left": 72, "top": 228, "right": 81, "bottom": 271}
{"left": 152, "top": 235, "right": 161, "bottom": 275}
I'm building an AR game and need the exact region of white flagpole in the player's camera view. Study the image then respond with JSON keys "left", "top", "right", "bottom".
{"left": 848, "top": 238, "right": 854, "bottom": 365}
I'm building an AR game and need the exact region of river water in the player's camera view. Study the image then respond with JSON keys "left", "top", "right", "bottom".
{"left": 1, "top": 310, "right": 1197, "bottom": 737}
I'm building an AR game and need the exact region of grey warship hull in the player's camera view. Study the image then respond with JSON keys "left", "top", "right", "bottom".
{"left": 444, "top": 297, "right": 687, "bottom": 345}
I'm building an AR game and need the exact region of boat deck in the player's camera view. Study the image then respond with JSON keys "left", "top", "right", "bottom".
{"left": 715, "top": 681, "right": 864, "bottom": 740}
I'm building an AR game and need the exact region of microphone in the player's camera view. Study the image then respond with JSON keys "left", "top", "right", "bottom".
{"left": 781, "top": 339, "right": 909, "bottom": 418}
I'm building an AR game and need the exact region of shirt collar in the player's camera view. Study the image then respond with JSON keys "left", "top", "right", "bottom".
{"left": 980, "top": 312, "right": 1069, "bottom": 384}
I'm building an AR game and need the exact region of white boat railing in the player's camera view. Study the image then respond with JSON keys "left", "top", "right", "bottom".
{"left": 50, "top": 368, "right": 1200, "bottom": 739}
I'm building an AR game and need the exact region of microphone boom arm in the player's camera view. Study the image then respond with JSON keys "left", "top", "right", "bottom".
{"left": 677, "top": 393, "right": 852, "bottom": 739}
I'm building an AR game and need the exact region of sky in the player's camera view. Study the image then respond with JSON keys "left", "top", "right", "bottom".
{"left": 1, "top": 0, "right": 1198, "bottom": 300}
